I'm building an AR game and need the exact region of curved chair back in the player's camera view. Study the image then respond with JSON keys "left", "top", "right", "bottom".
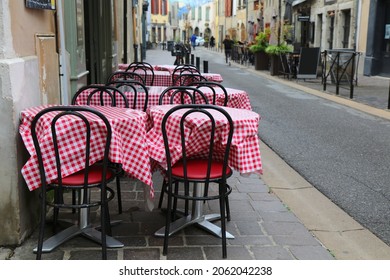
{"left": 126, "top": 64, "right": 154, "bottom": 86}
{"left": 188, "top": 81, "right": 229, "bottom": 106}
{"left": 72, "top": 84, "right": 129, "bottom": 108}
{"left": 158, "top": 86, "right": 209, "bottom": 105}
{"left": 107, "top": 71, "right": 146, "bottom": 85}
{"left": 126, "top": 61, "right": 154, "bottom": 72}
{"left": 31, "top": 106, "right": 113, "bottom": 260}
{"left": 106, "top": 80, "right": 149, "bottom": 111}
{"left": 173, "top": 73, "right": 208, "bottom": 86}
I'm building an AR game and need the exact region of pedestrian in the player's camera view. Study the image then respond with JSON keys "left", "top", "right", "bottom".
{"left": 190, "top": 33, "right": 197, "bottom": 50}
{"left": 210, "top": 36, "right": 215, "bottom": 49}
{"left": 222, "top": 34, "right": 234, "bottom": 65}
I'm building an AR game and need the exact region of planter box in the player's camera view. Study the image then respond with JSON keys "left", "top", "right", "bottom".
{"left": 269, "top": 54, "right": 282, "bottom": 76}
{"left": 254, "top": 51, "right": 269, "bottom": 70}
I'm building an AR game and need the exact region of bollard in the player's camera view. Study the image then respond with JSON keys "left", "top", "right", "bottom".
{"left": 185, "top": 53, "right": 190, "bottom": 64}
{"left": 203, "top": 60, "right": 209, "bottom": 73}
{"left": 191, "top": 54, "right": 194, "bottom": 65}
{"left": 196, "top": 57, "right": 200, "bottom": 70}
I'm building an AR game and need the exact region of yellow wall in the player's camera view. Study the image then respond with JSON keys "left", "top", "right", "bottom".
{"left": 10, "top": 1, "right": 55, "bottom": 57}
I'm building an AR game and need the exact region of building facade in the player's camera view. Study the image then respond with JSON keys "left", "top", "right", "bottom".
{"left": 0, "top": 0, "right": 145, "bottom": 246}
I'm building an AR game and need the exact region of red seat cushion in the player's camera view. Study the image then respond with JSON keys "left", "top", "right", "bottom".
{"left": 54, "top": 164, "right": 114, "bottom": 186}
{"left": 171, "top": 159, "right": 232, "bottom": 179}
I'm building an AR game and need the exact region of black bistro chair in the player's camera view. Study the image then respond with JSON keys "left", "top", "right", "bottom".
{"left": 160, "top": 104, "right": 234, "bottom": 258}
{"left": 157, "top": 86, "right": 208, "bottom": 215}
{"left": 106, "top": 80, "right": 149, "bottom": 112}
{"left": 188, "top": 81, "right": 229, "bottom": 106}
{"left": 106, "top": 71, "right": 146, "bottom": 85}
{"left": 173, "top": 73, "right": 208, "bottom": 86}
{"left": 72, "top": 84, "right": 129, "bottom": 108}
{"left": 158, "top": 86, "right": 209, "bottom": 106}
{"left": 32, "top": 106, "right": 116, "bottom": 260}
{"left": 125, "top": 64, "right": 154, "bottom": 86}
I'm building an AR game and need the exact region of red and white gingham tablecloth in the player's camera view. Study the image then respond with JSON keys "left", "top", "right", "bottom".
{"left": 118, "top": 64, "right": 223, "bottom": 85}
{"left": 112, "top": 68, "right": 172, "bottom": 87}
{"left": 19, "top": 105, "right": 154, "bottom": 197}
{"left": 149, "top": 64, "right": 223, "bottom": 83}
{"left": 146, "top": 104, "right": 263, "bottom": 176}
{"left": 73, "top": 86, "right": 252, "bottom": 111}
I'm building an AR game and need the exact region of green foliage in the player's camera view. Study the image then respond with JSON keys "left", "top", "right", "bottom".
{"left": 249, "top": 29, "right": 270, "bottom": 53}
{"left": 265, "top": 42, "right": 293, "bottom": 55}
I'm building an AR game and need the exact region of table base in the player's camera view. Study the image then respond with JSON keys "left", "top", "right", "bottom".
{"left": 154, "top": 213, "right": 234, "bottom": 239}
{"left": 33, "top": 189, "right": 124, "bottom": 254}
{"left": 155, "top": 182, "right": 234, "bottom": 239}
{"left": 33, "top": 223, "right": 124, "bottom": 253}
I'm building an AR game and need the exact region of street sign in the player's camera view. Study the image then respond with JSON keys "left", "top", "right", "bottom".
{"left": 298, "top": 15, "right": 310, "bottom": 22}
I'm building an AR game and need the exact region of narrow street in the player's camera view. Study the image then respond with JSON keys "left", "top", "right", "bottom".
{"left": 177, "top": 48, "right": 390, "bottom": 246}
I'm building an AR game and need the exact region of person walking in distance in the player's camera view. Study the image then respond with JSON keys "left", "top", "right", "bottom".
{"left": 190, "top": 34, "right": 197, "bottom": 51}
{"left": 222, "top": 35, "right": 234, "bottom": 65}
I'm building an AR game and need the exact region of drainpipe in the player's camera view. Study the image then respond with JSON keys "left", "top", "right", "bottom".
{"left": 56, "top": 0, "right": 70, "bottom": 105}
{"left": 354, "top": 0, "right": 361, "bottom": 52}
{"left": 123, "top": 0, "right": 128, "bottom": 63}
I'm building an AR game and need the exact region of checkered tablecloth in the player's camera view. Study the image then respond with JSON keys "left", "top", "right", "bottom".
{"left": 146, "top": 105, "right": 263, "bottom": 176}
{"left": 152, "top": 65, "right": 224, "bottom": 82}
{"left": 73, "top": 86, "right": 252, "bottom": 111}
{"left": 112, "top": 68, "right": 172, "bottom": 87}
{"left": 20, "top": 105, "right": 154, "bottom": 197}
{"left": 118, "top": 64, "right": 223, "bottom": 85}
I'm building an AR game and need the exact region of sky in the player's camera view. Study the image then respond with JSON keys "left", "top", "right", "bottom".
{"left": 170, "top": 0, "right": 212, "bottom": 6}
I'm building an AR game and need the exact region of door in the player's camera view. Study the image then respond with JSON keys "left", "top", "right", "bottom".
{"left": 84, "top": 0, "right": 116, "bottom": 84}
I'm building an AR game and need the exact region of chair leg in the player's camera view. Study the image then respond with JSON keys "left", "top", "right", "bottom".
{"left": 36, "top": 191, "right": 47, "bottom": 260}
{"left": 219, "top": 187, "right": 227, "bottom": 259}
{"left": 225, "top": 197, "right": 231, "bottom": 222}
{"left": 158, "top": 180, "right": 166, "bottom": 209}
{"left": 115, "top": 166, "right": 122, "bottom": 214}
{"left": 163, "top": 184, "right": 173, "bottom": 256}
{"left": 101, "top": 187, "right": 108, "bottom": 260}
{"left": 116, "top": 174, "right": 122, "bottom": 214}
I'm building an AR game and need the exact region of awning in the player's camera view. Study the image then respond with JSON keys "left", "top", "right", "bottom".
{"left": 292, "top": 0, "right": 307, "bottom": 6}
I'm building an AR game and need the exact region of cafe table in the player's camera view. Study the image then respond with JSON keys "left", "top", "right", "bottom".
{"left": 19, "top": 105, "right": 154, "bottom": 252}
{"left": 73, "top": 85, "right": 253, "bottom": 111}
{"left": 146, "top": 104, "right": 263, "bottom": 238}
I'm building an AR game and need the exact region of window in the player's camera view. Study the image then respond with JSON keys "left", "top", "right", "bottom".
{"left": 151, "top": 0, "right": 158, "bottom": 15}
{"left": 198, "top": 7, "right": 202, "bottom": 20}
{"left": 206, "top": 7, "right": 210, "bottom": 21}
{"left": 162, "top": 0, "right": 167, "bottom": 16}
{"left": 342, "top": 9, "right": 351, "bottom": 48}
{"left": 328, "top": 13, "right": 335, "bottom": 49}
{"left": 225, "top": 0, "right": 232, "bottom": 17}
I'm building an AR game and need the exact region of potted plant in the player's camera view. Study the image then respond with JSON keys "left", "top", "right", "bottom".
{"left": 265, "top": 42, "right": 293, "bottom": 76}
{"left": 249, "top": 29, "right": 270, "bottom": 70}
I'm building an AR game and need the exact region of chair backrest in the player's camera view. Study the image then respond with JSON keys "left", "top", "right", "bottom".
{"left": 126, "top": 64, "right": 154, "bottom": 86}
{"left": 72, "top": 84, "right": 129, "bottom": 108}
{"left": 280, "top": 53, "right": 291, "bottom": 74}
{"left": 106, "top": 80, "right": 149, "bottom": 111}
{"left": 126, "top": 62, "right": 154, "bottom": 72}
{"left": 173, "top": 73, "right": 208, "bottom": 86}
{"left": 172, "top": 66, "right": 200, "bottom": 83}
{"left": 188, "top": 81, "right": 229, "bottom": 106}
{"left": 31, "top": 106, "right": 112, "bottom": 201}
{"left": 158, "top": 86, "right": 209, "bottom": 105}
{"left": 161, "top": 104, "right": 234, "bottom": 185}
{"left": 107, "top": 71, "right": 146, "bottom": 85}
{"left": 174, "top": 64, "right": 197, "bottom": 71}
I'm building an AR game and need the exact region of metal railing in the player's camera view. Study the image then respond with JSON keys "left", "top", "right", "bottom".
{"left": 322, "top": 49, "right": 362, "bottom": 99}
